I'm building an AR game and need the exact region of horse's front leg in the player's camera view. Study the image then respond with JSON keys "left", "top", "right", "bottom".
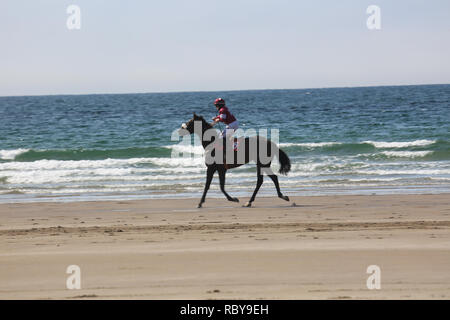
{"left": 218, "top": 166, "right": 239, "bottom": 203}
{"left": 198, "top": 165, "right": 215, "bottom": 208}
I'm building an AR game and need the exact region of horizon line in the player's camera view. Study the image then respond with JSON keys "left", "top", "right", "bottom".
{"left": 0, "top": 82, "right": 449, "bottom": 99}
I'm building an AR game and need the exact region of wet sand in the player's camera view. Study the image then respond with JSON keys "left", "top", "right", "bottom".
{"left": 0, "top": 194, "right": 449, "bottom": 299}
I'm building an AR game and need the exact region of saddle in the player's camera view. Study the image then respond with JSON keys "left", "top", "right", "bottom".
{"left": 207, "top": 137, "right": 241, "bottom": 168}
{"left": 214, "top": 137, "right": 239, "bottom": 151}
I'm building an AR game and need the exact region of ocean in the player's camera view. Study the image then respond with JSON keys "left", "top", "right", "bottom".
{"left": 0, "top": 84, "right": 449, "bottom": 203}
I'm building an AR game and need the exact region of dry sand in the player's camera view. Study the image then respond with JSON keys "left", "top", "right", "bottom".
{"left": 0, "top": 193, "right": 449, "bottom": 299}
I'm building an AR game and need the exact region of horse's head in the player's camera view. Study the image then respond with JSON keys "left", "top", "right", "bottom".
{"left": 179, "top": 113, "right": 209, "bottom": 136}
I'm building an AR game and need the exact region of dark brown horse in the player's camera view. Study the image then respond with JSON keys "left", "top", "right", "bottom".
{"left": 179, "top": 113, "right": 291, "bottom": 208}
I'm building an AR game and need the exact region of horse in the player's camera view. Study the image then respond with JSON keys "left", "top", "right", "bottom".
{"left": 178, "top": 113, "right": 291, "bottom": 208}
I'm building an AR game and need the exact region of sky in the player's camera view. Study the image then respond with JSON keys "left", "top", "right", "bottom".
{"left": 1, "top": 0, "right": 450, "bottom": 96}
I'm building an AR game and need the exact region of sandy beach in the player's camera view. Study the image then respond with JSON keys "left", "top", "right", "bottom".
{"left": 0, "top": 193, "right": 449, "bottom": 300}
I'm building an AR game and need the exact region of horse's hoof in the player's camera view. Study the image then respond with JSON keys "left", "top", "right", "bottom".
{"left": 243, "top": 202, "right": 252, "bottom": 207}
{"left": 231, "top": 197, "right": 239, "bottom": 203}
{"left": 280, "top": 195, "right": 290, "bottom": 202}
{"left": 197, "top": 203, "right": 203, "bottom": 208}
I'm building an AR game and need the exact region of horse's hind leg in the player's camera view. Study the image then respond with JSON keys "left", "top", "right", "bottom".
{"left": 244, "top": 165, "right": 264, "bottom": 207}
{"left": 268, "top": 174, "right": 289, "bottom": 202}
{"left": 218, "top": 167, "right": 239, "bottom": 203}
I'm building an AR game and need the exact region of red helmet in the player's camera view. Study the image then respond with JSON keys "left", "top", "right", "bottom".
{"left": 214, "top": 98, "right": 225, "bottom": 107}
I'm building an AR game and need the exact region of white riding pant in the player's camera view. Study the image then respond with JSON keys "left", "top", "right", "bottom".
{"left": 221, "top": 120, "right": 239, "bottom": 138}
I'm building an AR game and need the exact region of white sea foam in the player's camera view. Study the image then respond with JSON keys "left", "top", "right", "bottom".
{"left": 381, "top": 151, "right": 433, "bottom": 158}
{"left": 4, "top": 172, "right": 209, "bottom": 185}
{"left": 164, "top": 143, "right": 205, "bottom": 155}
{"left": 0, "top": 157, "right": 148, "bottom": 171}
{"left": 364, "top": 140, "right": 435, "bottom": 148}
{"left": 148, "top": 156, "right": 205, "bottom": 167}
{"left": 6, "top": 163, "right": 447, "bottom": 186}
{"left": 279, "top": 140, "right": 436, "bottom": 149}
{"left": 279, "top": 142, "right": 341, "bottom": 148}
{"left": 0, "top": 145, "right": 449, "bottom": 200}
{"left": 354, "top": 168, "right": 450, "bottom": 176}
{"left": 0, "top": 149, "right": 29, "bottom": 160}
{"left": 0, "top": 156, "right": 204, "bottom": 171}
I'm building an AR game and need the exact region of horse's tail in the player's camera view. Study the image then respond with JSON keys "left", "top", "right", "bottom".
{"left": 278, "top": 147, "right": 291, "bottom": 175}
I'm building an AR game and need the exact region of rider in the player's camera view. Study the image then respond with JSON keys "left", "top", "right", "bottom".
{"left": 211, "top": 98, "right": 239, "bottom": 139}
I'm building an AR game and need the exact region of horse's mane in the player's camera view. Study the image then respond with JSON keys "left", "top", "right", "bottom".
{"left": 195, "top": 115, "right": 213, "bottom": 131}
